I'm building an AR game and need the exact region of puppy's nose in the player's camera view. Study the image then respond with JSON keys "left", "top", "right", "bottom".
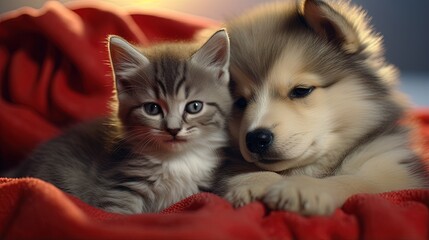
{"left": 246, "top": 128, "right": 274, "bottom": 154}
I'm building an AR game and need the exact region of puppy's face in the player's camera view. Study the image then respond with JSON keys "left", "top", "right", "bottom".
{"left": 229, "top": 42, "right": 385, "bottom": 172}
{"left": 225, "top": 0, "right": 402, "bottom": 173}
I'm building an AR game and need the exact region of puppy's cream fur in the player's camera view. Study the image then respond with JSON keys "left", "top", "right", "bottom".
{"left": 214, "top": 0, "right": 428, "bottom": 215}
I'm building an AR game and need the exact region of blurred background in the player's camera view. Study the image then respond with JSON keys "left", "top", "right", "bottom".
{"left": 1, "top": 0, "right": 427, "bottom": 106}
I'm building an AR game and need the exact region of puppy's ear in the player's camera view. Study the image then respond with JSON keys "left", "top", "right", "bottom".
{"left": 299, "top": 0, "right": 360, "bottom": 54}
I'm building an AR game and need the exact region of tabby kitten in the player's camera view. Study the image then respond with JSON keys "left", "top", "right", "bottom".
{"left": 8, "top": 29, "right": 232, "bottom": 214}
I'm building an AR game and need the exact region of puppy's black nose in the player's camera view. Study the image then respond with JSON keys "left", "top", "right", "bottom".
{"left": 246, "top": 128, "right": 274, "bottom": 154}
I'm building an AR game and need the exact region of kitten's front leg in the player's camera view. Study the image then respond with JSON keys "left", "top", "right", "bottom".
{"left": 224, "top": 171, "right": 282, "bottom": 207}
{"left": 97, "top": 190, "right": 145, "bottom": 214}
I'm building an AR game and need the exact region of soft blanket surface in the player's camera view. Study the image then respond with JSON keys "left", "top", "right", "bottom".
{"left": 1, "top": 2, "right": 428, "bottom": 239}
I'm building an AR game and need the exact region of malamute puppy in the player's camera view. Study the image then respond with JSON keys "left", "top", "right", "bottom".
{"left": 216, "top": 0, "right": 429, "bottom": 215}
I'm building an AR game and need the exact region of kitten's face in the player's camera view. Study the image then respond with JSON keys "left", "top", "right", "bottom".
{"left": 109, "top": 30, "right": 232, "bottom": 154}
{"left": 123, "top": 60, "right": 231, "bottom": 153}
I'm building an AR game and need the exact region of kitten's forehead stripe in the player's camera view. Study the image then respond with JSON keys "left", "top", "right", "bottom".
{"left": 174, "top": 62, "right": 187, "bottom": 97}
{"left": 162, "top": 56, "right": 181, "bottom": 96}
{"left": 156, "top": 80, "right": 167, "bottom": 97}
{"left": 185, "top": 86, "right": 190, "bottom": 99}
{"left": 153, "top": 61, "right": 165, "bottom": 98}
{"left": 153, "top": 85, "right": 160, "bottom": 99}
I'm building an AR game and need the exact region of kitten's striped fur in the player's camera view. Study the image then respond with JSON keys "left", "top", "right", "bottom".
{"left": 7, "top": 30, "right": 232, "bottom": 214}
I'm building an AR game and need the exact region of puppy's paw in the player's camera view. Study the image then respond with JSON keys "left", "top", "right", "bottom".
{"left": 223, "top": 172, "right": 283, "bottom": 208}
{"left": 263, "top": 176, "right": 341, "bottom": 215}
{"left": 224, "top": 183, "right": 267, "bottom": 208}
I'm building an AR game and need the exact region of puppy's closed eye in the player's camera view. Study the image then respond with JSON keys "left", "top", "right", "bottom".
{"left": 289, "top": 86, "right": 315, "bottom": 99}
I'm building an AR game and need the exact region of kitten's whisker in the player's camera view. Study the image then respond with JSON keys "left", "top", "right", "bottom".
{"left": 110, "top": 130, "right": 157, "bottom": 155}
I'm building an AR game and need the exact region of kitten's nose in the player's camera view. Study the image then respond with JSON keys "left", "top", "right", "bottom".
{"left": 246, "top": 128, "right": 274, "bottom": 154}
{"left": 167, "top": 128, "right": 181, "bottom": 136}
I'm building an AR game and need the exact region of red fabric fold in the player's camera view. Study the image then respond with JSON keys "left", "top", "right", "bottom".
{"left": 1, "top": 2, "right": 428, "bottom": 239}
{"left": 1, "top": 178, "right": 429, "bottom": 239}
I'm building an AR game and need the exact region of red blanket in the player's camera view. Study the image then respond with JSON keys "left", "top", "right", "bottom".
{"left": 1, "top": 2, "right": 429, "bottom": 239}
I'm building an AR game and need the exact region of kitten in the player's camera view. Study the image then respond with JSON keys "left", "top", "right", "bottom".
{"left": 7, "top": 29, "right": 232, "bottom": 214}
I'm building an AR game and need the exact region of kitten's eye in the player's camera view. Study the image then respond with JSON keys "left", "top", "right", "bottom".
{"left": 185, "top": 101, "right": 203, "bottom": 114}
{"left": 143, "top": 103, "right": 162, "bottom": 116}
{"left": 289, "top": 86, "right": 315, "bottom": 99}
{"left": 234, "top": 97, "right": 248, "bottom": 110}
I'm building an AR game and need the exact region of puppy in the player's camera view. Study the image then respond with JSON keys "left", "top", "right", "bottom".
{"left": 215, "top": 0, "right": 429, "bottom": 215}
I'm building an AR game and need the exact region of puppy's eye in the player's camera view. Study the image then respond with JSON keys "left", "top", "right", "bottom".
{"left": 185, "top": 101, "right": 203, "bottom": 114}
{"left": 144, "top": 103, "right": 162, "bottom": 115}
{"left": 234, "top": 97, "right": 248, "bottom": 110}
{"left": 289, "top": 86, "right": 315, "bottom": 99}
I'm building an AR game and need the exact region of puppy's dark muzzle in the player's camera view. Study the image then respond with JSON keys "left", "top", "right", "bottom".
{"left": 246, "top": 128, "right": 274, "bottom": 154}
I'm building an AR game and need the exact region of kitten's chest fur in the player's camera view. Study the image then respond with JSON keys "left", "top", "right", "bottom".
{"left": 114, "top": 148, "right": 219, "bottom": 212}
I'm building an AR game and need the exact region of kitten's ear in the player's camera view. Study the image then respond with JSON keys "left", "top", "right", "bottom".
{"left": 191, "top": 29, "right": 230, "bottom": 85}
{"left": 108, "top": 36, "right": 149, "bottom": 93}
{"left": 298, "top": 0, "right": 360, "bottom": 54}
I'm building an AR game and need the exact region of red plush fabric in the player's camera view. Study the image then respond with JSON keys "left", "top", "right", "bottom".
{"left": 1, "top": 178, "right": 429, "bottom": 240}
{"left": 1, "top": 2, "right": 429, "bottom": 239}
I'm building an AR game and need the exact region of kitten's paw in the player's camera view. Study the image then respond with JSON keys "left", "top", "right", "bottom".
{"left": 262, "top": 176, "right": 340, "bottom": 216}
